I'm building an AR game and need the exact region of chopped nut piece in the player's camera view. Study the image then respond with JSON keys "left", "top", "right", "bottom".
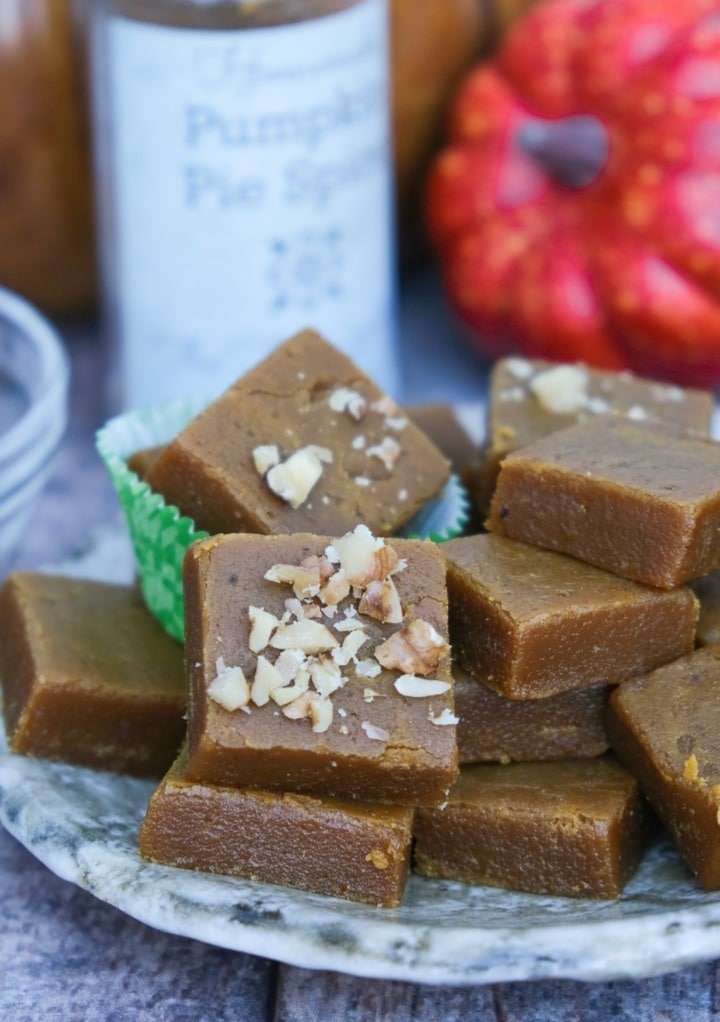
{"left": 529, "top": 365, "right": 589, "bottom": 414}
{"left": 251, "top": 655, "right": 284, "bottom": 706}
{"left": 356, "top": 659, "right": 382, "bottom": 679}
{"left": 310, "top": 695, "right": 333, "bottom": 733}
{"left": 363, "top": 687, "right": 384, "bottom": 702}
{"left": 366, "top": 436, "right": 402, "bottom": 471}
{"left": 270, "top": 619, "right": 339, "bottom": 654}
{"left": 362, "top": 721, "right": 390, "bottom": 741}
{"left": 264, "top": 562, "right": 320, "bottom": 598}
{"left": 375, "top": 618, "right": 449, "bottom": 676}
{"left": 265, "top": 446, "right": 328, "bottom": 509}
{"left": 428, "top": 708, "right": 459, "bottom": 726}
{"left": 328, "top": 386, "right": 367, "bottom": 420}
{"left": 333, "top": 608, "right": 367, "bottom": 632}
{"left": 248, "top": 606, "right": 280, "bottom": 653}
{"left": 358, "top": 578, "right": 403, "bottom": 624}
{"left": 331, "top": 525, "right": 402, "bottom": 587}
{"left": 308, "top": 656, "right": 344, "bottom": 697}
{"left": 320, "top": 569, "right": 351, "bottom": 606}
{"left": 370, "top": 395, "right": 398, "bottom": 417}
{"left": 394, "top": 675, "right": 451, "bottom": 698}
{"left": 274, "top": 648, "right": 307, "bottom": 683}
{"left": 207, "top": 659, "right": 250, "bottom": 711}
{"left": 333, "top": 629, "right": 370, "bottom": 666}
{"left": 281, "top": 690, "right": 318, "bottom": 717}
{"left": 272, "top": 680, "right": 312, "bottom": 707}
{"left": 252, "top": 444, "right": 280, "bottom": 475}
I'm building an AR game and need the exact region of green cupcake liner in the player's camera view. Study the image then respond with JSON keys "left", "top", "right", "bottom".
{"left": 96, "top": 397, "right": 210, "bottom": 643}
{"left": 97, "top": 398, "right": 470, "bottom": 644}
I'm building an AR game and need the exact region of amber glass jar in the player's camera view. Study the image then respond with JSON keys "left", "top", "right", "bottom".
{"left": 90, "top": 0, "right": 396, "bottom": 409}
{"left": 0, "top": 1, "right": 95, "bottom": 315}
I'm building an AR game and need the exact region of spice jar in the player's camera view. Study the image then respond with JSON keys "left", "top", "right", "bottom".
{"left": 89, "top": 0, "right": 397, "bottom": 410}
{"left": 0, "top": 0, "right": 95, "bottom": 315}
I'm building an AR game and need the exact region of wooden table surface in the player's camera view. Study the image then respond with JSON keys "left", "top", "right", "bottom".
{"left": 2, "top": 271, "right": 719, "bottom": 1020}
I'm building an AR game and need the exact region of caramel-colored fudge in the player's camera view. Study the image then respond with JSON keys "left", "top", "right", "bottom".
{"left": 146, "top": 330, "right": 450, "bottom": 538}
{"left": 608, "top": 645, "right": 720, "bottom": 891}
{"left": 454, "top": 664, "right": 610, "bottom": 764}
{"left": 482, "top": 358, "right": 713, "bottom": 507}
{"left": 413, "top": 756, "right": 656, "bottom": 898}
{"left": 183, "top": 529, "right": 458, "bottom": 805}
{"left": 443, "top": 533, "right": 698, "bottom": 699}
{"left": 487, "top": 417, "right": 720, "bottom": 588}
{"left": 405, "top": 402, "right": 478, "bottom": 474}
{"left": 139, "top": 746, "right": 414, "bottom": 907}
{"left": 0, "top": 573, "right": 185, "bottom": 777}
{"left": 690, "top": 570, "right": 720, "bottom": 646}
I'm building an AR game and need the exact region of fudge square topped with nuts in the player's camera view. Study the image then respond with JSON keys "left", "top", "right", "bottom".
{"left": 145, "top": 330, "right": 450, "bottom": 538}
{"left": 182, "top": 527, "right": 459, "bottom": 807}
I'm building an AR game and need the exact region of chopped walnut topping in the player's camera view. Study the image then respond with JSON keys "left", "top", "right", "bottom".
{"left": 358, "top": 578, "right": 403, "bottom": 624}
{"left": 330, "top": 525, "right": 402, "bottom": 587}
{"left": 309, "top": 695, "right": 333, "bottom": 733}
{"left": 250, "top": 654, "right": 283, "bottom": 706}
{"left": 366, "top": 436, "right": 402, "bottom": 471}
{"left": 356, "top": 658, "right": 382, "bottom": 679}
{"left": 270, "top": 619, "right": 339, "bottom": 654}
{"left": 320, "top": 569, "right": 351, "bottom": 606}
{"left": 529, "top": 365, "right": 589, "bottom": 414}
{"left": 362, "top": 721, "right": 389, "bottom": 741}
{"left": 308, "top": 656, "right": 344, "bottom": 697}
{"left": 272, "top": 679, "right": 311, "bottom": 707}
{"left": 428, "top": 708, "right": 459, "bottom": 726}
{"left": 248, "top": 606, "right": 280, "bottom": 653}
{"left": 394, "top": 675, "right": 451, "bottom": 698}
{"left": 333, "top": 607, "right": 367, "bottom": 632}
{"left": 274, "top": 648, "right": 306, "bottom": 684}
{"left": 354, "top": 476, "right": 371, "bottom": 487}
{"left": 370, "top": 395, "right": 398, "bottom": 417}
{"left": 375, "top": 618, "right": 449, "bottom": 676}
{"left": 328, "top": 386, "right": 367, "bottom": 420}
{"left": 333, "top": 629, "right": 369, "bottom": 666}
{"left": 281, "top": 689, "right": 317, "bottom": 717}
{"left": 265, "top": 562, "right": 321, "bottom": 599}
{"left": 265, "top": 446, "right": 332, "bottom": 509}
{"left": 252, "top": 444, "right": 280, "bottom": 475}
{"left": 207, "top": 658, "right": 250, "bottom": 711}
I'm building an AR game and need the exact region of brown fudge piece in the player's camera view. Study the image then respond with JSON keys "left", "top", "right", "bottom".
{"left": 481, "top": 358, "right": 713, "bottom": 509}
{"left": 608, "top": 645, "right": 720, "bottom": 891}
{"left": 443, "top": 533, "right": 698, "bottom": 700}
{"left": 139, "top": 745, "right": 414, "bottom": 907}
{"left": 126, "top": 443, "right": 165, "bottom": 480}
{"left": 690, "top": 570, "right": 720, "bottom": 646}
{"left": 183, "top": 529, "right": 458, "bottom": 805}
{"left": 413, "top": 756, "right": 656, "bottom": 898}
{"left": 0, "top": 573, "right": 185, "bottom": 777}
{"left": 487, "top": 416, "right": 720, "bottom": 588}
{"left": 405, "top": 402, "right": 478, "bottom": 473}
{"left": 146, "top": 330, "right": 450, "bottom": 538}
{"left": 454, "top": 663, "right": 610, "bottom": 764}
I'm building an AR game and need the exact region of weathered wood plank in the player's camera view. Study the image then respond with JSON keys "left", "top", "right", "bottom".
{"left": 0, "top": 829, "right": 276, "bottom": 1022}
{"left": 274, "top": 960, "right": 720, "bottom": 1022}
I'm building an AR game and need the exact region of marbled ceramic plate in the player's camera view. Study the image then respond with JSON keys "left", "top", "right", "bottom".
{"left": 2, "top": 522, "right": 720, "bottom": 985}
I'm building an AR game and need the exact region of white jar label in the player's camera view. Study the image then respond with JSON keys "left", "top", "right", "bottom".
{"left": 98, "top": 0, "right": 397, "bottom": 407}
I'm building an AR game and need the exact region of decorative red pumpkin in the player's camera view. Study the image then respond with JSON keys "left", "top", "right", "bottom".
{"left": 426, "top": 0, "right": 720, "bottom": 387}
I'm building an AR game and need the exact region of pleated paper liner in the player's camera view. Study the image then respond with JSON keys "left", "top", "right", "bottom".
{"left": 97, "top": 399, "right": 470, "bottom": 642}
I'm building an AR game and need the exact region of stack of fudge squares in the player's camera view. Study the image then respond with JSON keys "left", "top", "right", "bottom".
{"left": 4, "top": 331, "right": 720, "bottom": 907}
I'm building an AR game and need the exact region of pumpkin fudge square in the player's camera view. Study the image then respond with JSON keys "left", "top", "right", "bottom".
{"left": 145, "top": 329, "right": 450, "bottom": 538}
{"left": 487, "top": 416, "right": 720, "bottom": 588}
{"left": 182, "top": 527, "right": 458, "bottom": 806}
